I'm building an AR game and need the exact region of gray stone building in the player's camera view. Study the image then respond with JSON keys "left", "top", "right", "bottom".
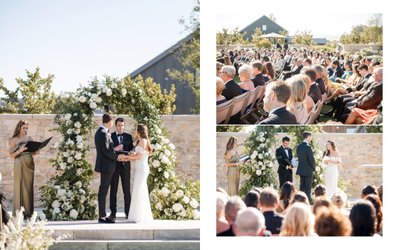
{"left": 130, "top": 34, "right": 196, "bottom": 114}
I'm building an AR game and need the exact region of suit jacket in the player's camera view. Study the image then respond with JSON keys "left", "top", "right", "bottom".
{"left": 316, "top": 78, "right": 326, "bottom": 95}
{"left": 354, "top": 73, "right": 372, "bottom": 91}
{"left": 308, "top": 83, "right": 322, "bottom": 104}
{"left": 333, "top": 67, "right": 344, "bottom": 78}
{"left": 275, "top": 145, "right": 293, "bottom": 173}
{"left": 296, "top": 142, "right": 315, "bottom": 177}
{"left": 221, "top": 80, "right": 242, "bottom": 101}
{"left": 111, "top": 132, "right": 134, "bottom": 169}
{"left": 251, "top": 73, "right": 266, "bottom": 88}
{"left": 263, "top": 211, "right": 284, "bottom": 235}
{"left": 217, "top": 226, "right": 234, "bottom": 236}
{"left": 290, "top": 64, "right": 303, "bottom": 76}
{"left": 94, "top": 127, "right": 118, "bottom": 173}
{"left": 260, "top": 107, "right": 297, "bottom": 124}
{"left": 356, "top": 81, "right": 383, "bottom": 110}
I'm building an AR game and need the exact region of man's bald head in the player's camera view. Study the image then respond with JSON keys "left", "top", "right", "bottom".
{"left": 233, "top": 207, "right": 265, "bottom": 236}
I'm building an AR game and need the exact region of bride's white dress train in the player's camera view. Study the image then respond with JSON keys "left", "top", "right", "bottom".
{"left": 323, "top": 155, "right": 341, "bottom": 198}
{"left": 127, "top": 146, "right": 153, "bottom": 223}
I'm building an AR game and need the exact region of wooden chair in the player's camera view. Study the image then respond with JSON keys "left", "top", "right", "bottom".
{"left": 228, "top": 92, "right": 250, "bottom": 123}
{"left": 240, "top": 87, "right": 260, "bottom": 124}
{"left": 305, "top": 100, "right": 321, "bottom": 124}
{"left": 217, "top": 99, "right": 233, "bottom": 124}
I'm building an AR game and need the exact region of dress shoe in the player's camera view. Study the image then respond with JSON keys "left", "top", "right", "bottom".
{"left": 109, "top": 214, "right": 116, "bottom": 220}
{"left": 98, "top": 217, "right": 115, "bottom": 223}
{"left": 322, "top": 109, "right": 334, "bottom": 116}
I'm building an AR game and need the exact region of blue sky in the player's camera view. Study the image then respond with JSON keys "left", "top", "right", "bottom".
{"left": 0, "top": 0, "right": 196, "bottom": 94}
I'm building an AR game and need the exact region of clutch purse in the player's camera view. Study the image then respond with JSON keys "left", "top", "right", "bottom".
{"left": 291, "top": 158, "right": 298, "bottom": 168}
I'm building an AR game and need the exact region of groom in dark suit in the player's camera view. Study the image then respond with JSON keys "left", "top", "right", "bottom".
{"left": 94, "top": 113, "right": 124, "bottom": 223}
{"left": 109, "top": 117, "right": 134, "bottom": 220}
{"left": 275, "top": 136, "right": 293, "bottom": 188}
{"left": 296, "top": 131, "right": 316, "bottom": 203}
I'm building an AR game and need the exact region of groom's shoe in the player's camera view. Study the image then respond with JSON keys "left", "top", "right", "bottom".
{"left": 98, "top": 217, "right": 115, "bottom": 223}
{"left": 109, "top": 214, "right": 116, "bottom": 220}
{"left": 106, "top": 216, "right": 116, "bottom": 223}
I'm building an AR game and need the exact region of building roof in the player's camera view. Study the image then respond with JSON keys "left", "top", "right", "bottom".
{"left": 240, "top": 15, "right": 288, "bottom": 33}
{"left": 130, "top": 33, "right": 193, "bottom": 78}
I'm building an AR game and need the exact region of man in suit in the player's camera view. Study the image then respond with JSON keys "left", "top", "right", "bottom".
{"left": 217, "top": 196, "right": 246, "bottom": 236}
{"left": 315, "top": 65, "right": 326, "bottom": 95}
{"left": 260, "top": 188, "right": 283, "bottom": 235}
{"left": 251, "top": 60, "right": 265, "bottom": 87}
{"left": 109, "top": 117, "right": 134, "bottom": 220}
{"left": 233, "top": 207, "right": 271, "bottom": 236}
{"left": 95, "top": 113, "right": 124, "bottom": 223}
{"left": 282, "top": 58, "right": 303, "bottom": 80}
{"left": 296, "top": 131, "right": 316, "bottom": 204}
{"left": 220, "top": 65, "right": 242, "bottom": 101}
{"left": 275, "top": 136, "right": 293, "bottom": 187}
{"left": 260, "top": 80, "right": 297, "bottom": 124}
{"left": 304, "top": 68, "right": 322, "bottom": 104}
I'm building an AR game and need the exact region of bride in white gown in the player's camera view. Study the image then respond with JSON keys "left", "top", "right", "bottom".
{"left": 322, "top": 141, "right": 342, "bottom": 198}
{"left": 126, "top": 124, "right": 153, "bottom": 223}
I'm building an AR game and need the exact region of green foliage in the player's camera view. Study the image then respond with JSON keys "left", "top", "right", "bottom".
{"left": 216, "top": 126, "right": 244, "bottom": 133}
{"left": 239, "top": 127, "right": 278, "bottom": 196}
{"left": 40, "top": 75, "right": 199, "bottom": 221}
{"left": 167, "top": 0, "right": 200, "bottom": 114}
{"left": 0, "top": 67, "right": 56, "bottom": 114}
{"left": 255, "top": 39, "right": 272, "bottom": 49}
{"left": 252, "top": 27, "right": 264, "bottom": 43}
{"left": 251, "top": 27, "right": 272, "bottom": 49}
{"left": 216, "top": 27, "right": 249, "bottom": 46}
{"left": 292, "top": 30, "right": 314, "bottom": 46}
{"left": 366, "top": 125, "right": 383, "bottom": 133}
{"left": 340, "top": 15, "right": 382, "bottom": 46}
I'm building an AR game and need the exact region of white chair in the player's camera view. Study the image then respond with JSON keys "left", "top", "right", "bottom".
{"left": 217, "top": 99, "right": 233, "bottom": 124}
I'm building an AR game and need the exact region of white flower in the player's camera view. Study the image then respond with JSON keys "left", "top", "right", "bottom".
{"left": 79, "top": 96, "right": 86, "bottom": 103}
{"left": 158, "top": 167, "right": 162, "bottom": 172}
{"left": 80, "top": 196, "right": 86, "bottom": 203}
{"left": 156, "top": 202, "right": 163, "bottom": 211}
{"left": 39, "top": 212, "right": 46, "bottom": 220}
{"left": 251, "top": 152, "right": 257, "bottom": 159}
{"left": 76, "top": 168, "right": 82, "bottom": 175}
{"left": 54, "top": 185, "right": 61, "bottom": 190}
{"left": 67, "top": 129, "right": 73, "bottom": 135}
{"left": 175, "top": 190, "right": 184, "bottom": 198}
{"left": 164, "top": 172, "right": 169, "bottom": 179}
{"left": 172, "top": 203, "right": 183, "bottom": 213}
{"left": 57, "top": 189, "right": 66, "bottom": 197}
{"left": 53, "top": 141, "right": 59, "bottom": 148}
{"left": 65, "top": 113, "right": 72, "bottom": 120}
{"left": 76, "top": 135, "right": 83, "bottom": 142}
{"left": 89, "top": 102, "right": 97, "bottom": 109}
{"left": 169, "top": 143, "right": 175, "bottom": 150}
{"left": 111, "top": 83, "right": 117, "bottom": 89}
{"left": 121, "top": 88, "right": 127, "bottom": 97}
{"left": 160, "top": 187, "right": 170, "bottom": 197}
{"left": 156, "top": 128, "right": 162, "bottom": 134}
{"left": 258, "top": 154, "right": 263, "bottom": 159}
{"left": 79, "top": 189, "right": 86, "bottom": 195}
{"left": 154, "top": 143, "right": 162, "bottom": 151}
{"left": 74, "top": 122, "right": 81, "bottom": 128}
{"left": 179, "top": 209, "right": 187, "bottom": 217}
{"left": 256, "top": 170, "right": 262, "bottom": 176}
{"left": 52, "top": 200, "right": 60, "bottom": 208}
{"left": 161, "top": 155, "right": 170, "bottom": 165}
{"left": 164, "top": 150, "right": 171, "bottom": 156}
{"left": 152, "top": 160, "right": 160, "bottom": 167}
{"left": 190, "top": 199, "right": 199, "bottom": 209}
{"left": 53, "top": 207, "right": 61, "bottom": 214}
{"left": 261, "top": 166, "right": 266, "bottom": 170}
{"left": 77, "top": 142, "right": 83, "bottom": 149}
{"left": 67, "top": 157, "right": 74, "bottom": 163}
{"left": 106, "top": 88, "right": 112, "bottom": 96}
{"left": 162, "top": 138, "right": 169, "bottom": 144}
{"left": 59, "top": 163, "right": 66, "bottom": 170}
{"left": 74, "top": 153, "right": 82, "bottom": 160}
{"left": 75, "top": 129, "right": 80, "bottom": 134}
{"left": 69, "top": 209, "right": 79, "bottom": 219}
{"left": 182, "top": 196, "right": 190, "bottom": 204}
{"left": 192, "top": 209, "right": 200, "bottom": 220}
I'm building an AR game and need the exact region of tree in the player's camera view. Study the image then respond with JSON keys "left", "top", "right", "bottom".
{"left": 292, "top": 31, "right": 314, "bottom": 46}
{"left": 268, "top": 14, "right": 277, "bottom": 22}
{"left": 340, "top": 14, "right": 382, "bottom": 46}
{"left": 216, "top": 126, "right": 243, "bottom": 133}
{"left": 216, "top": 27, "right": 248, "bottom": 46}
{"left": 0, "top": 67, "right": 56, "bottom": 114}
{"left": 167, "top": 0, "right": 199, "bottom": 114}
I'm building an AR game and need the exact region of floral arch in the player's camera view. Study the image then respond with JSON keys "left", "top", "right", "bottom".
{"left": 40, "top": 75, "right": 200, "bottom": 221}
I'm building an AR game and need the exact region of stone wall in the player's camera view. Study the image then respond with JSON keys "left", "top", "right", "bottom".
{"left": 217, "top": 132, "right": 382, "bottom": 198}
{"left": 0, "top": 114, "right": 199, "bottom": 210}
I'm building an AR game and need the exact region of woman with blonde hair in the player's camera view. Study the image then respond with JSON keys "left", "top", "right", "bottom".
{"left": 8, "top": 120, "right": 39, "bottom": 218}
{"left": 298, "top": 74, "right": 315, "bottom": 113}
{"left": 286, "top": 75, "right": 309, "bottom": 124}
{"left": 216, "top": 77, "right": 227, "bottom": 105}
{"left": 238, "top": 64, "right": 255, "bottom": 93}
{"left": 280, "top": 202, "right": 315, "bottom": 236}
{"left": 224, "top": 137, "right": 243, "bottom": 196}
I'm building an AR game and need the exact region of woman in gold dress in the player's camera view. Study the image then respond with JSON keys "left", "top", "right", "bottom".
{"left": 8, "top": 120, "right": 38, "bottom": 218}
{"left": 224, "top": 137, "right": 243, "bottom": 196}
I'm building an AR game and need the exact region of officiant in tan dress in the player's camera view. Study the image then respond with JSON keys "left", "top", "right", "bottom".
{"left": 8, "top": 120, "right": 39, "bottom": 218}
{"left": 224, "top": 137, "right": 244, "bottom": 196}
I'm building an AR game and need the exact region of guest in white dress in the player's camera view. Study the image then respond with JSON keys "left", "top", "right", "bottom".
{"left": 322, "top": 141, "right": 342, "bottom": 198}
{"left": 126, "top": 124, "right": 153, "bottom": 223}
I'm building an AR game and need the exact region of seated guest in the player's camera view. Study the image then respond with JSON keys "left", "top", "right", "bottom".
{"left": 220, "top": 65, "right": 242, "bottom": 101}
{"left": 217, "top": 62, "right": 224, "bottom": 77}
{"left": 233, "top": 207, "right": 271, "bottom": 236}
{"left": 313, "top": 184, "right": 327, "bottom": 198}
{"left": 260, "top": 80, "right": 297, "bottom": 124}
{"left": 349, "top": 200, "right": 378, "bottom": 236}
{"left": 354, "top": 67, "right": 383, "bottom": 110}
{"left": 303, "top": 68, "right": 322, "bottom": 104}
{"left": 302, "top": 58, "right": 312, "bottom": 67}
{"left": 312, "top": 196, "right": 332, "bottom": 215}
{"left": 361, "top": 185, "right": 378, "bottom": 198}
{"left": 286, "top": 75, "right": 309, "bottom": 124}
{"left": 328, "top": 60, "right": 344, "bottom": 81}
{"left": 345, "top": 107, "right": 379, "bottom": 124}
{"left": 280, "top": 202, "right": 315, "bottom": 236}
{"left": 282, "top": 58, "right": 303, "bottom": 79}
{"left": 364, "top": 194, "right": 383, "bottom": 236}
{"left": 331, "top": 191, "right": 348, "bottom": 214}
{"left": 216, "top": 77, "right": 227, "bottom": 105}
{"left": 290, "top": 191, "right": 310, "bottom": 206}
{"left": 216, "top": 191, "right": 230, "bottom": 234}
{"left": 262, "top": 62, "right": 275, "bottom": 83}
{"left": 251, "top": 60, "right": 265, "bottom": 87}
{"left": 238, "top": 64, "right": 255, "bottom": 93}
{"left": 278, "top": 181, "right": 296, "bottom": 213}
{"left": 378, "top": 184, "right": 383, "bottom": 204}
{"left": 314, "top": 207, "right": 352, "bottom": 236}
{"left": 217, "top": 196, "right": 246, "bottom": 236}
{"left": 244, "top": 190, "right": 260, "bottom": 209}
{"left": 314, "top": 65, "right": 326, "bottom": 95}
{"left": 299, "top": 74, "right": 315, "bottom": 112}
{"left": 260, "top": 188, "right": 284, "bottom": 235}
{"left": 336, "top": 61, "right": 353, "bottom": 83}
